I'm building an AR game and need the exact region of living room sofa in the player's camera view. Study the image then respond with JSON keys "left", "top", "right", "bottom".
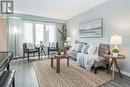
{"left": 67, "top": 40, "right": 87, "bottom": 59}
{"left": 77, "top": 43, "right": 110, "bottom": 74}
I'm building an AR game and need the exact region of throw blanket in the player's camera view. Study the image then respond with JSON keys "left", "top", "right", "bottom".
{"left": 77, "top": 53, "right": 98, "bottom": 70}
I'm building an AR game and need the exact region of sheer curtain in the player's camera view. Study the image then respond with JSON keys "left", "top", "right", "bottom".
{"left": 8, "top": 18, "right": 57, "bottom": 57}
{"left": 8, "top": 18, "right": 23, "bottom": 57}
{"left": 46, "top": 23, "right": 57, "bottom": 43}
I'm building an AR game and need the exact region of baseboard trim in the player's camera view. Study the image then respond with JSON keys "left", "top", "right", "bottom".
{"left": 121, "top": 70, "right": 130, "bottom": 76}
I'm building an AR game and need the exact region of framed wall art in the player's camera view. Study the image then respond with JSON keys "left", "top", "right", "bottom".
{"left": 79, "top": 18, "right": 103, "bottom": 38}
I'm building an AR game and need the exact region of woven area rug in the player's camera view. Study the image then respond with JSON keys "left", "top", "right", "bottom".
{"left": 33, "top": 59, "right": 111, "bottom": 87}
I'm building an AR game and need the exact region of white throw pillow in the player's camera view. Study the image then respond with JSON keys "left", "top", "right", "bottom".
{"left": 76, "top": 43, "right": 83, "bottom": 52}
{"left": 26, "top": 43, "right": 35, "bottom": 49}
{"left": 50, "top": 42, "right": 56, "bottom": 47}
{"left": 87, "top": 45, "right": 97, "bottom": 54}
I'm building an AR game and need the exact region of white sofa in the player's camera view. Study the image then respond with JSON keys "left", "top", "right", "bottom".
{"left": 67, "top": 40, "right": 87, "bottom": 59}
{"left": 77, "top": 43, "right": 110, "bottom": 74}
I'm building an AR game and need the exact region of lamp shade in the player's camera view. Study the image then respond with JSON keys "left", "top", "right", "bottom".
{"left": 66, "top": 37, "right": 71, "bottom": 42}
{"left": 110, "top": 34, "right": 122, "bottom": 45}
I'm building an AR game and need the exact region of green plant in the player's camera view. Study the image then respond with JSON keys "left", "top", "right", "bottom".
{"left": 60, "top": 48, "right": 64, "bottom": 52}
{"left": 112, "top": 48, "right": 119, "bottom": 53}
{"left": 58, "top": 24, "right": 67, "bottom": 46}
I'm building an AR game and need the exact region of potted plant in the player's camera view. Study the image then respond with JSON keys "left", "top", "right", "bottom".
{"left": 60, "top": 48, "right": 65, "bottom": 54}
{"left": 112, "top": 48, "right": 119, "bottom": 57}
{"left": 58, "top": 24, "right": 67, "bottom": 47}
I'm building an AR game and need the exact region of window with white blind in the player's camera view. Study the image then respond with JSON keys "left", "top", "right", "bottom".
{"left": 23, "top": 21, "right": 56, "bottom": 45}
{"left": 35, "top": 23, "right": 44, "bottom": 44}
{"left": 46, "top": 24, "right": 56, "bottom": 43}
{"left": 23, "top": 22, "right": 33, "bottom": 43}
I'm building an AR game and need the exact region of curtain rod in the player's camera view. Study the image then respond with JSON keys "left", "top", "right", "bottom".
{"left": 20, "top": 18, "right": 65, "bottom": 24}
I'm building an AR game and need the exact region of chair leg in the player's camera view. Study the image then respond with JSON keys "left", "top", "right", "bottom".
{"left": 33, "top": 53, "right": 35, "bottom": 57}
{"left": 106, "top": 64, "right": 109, "bottom": 70}
{"left": 23, "top": 53, "right": 25, "bottom": 59}
{"left": 27, "top": 53, "right": 29, "bottom": 61}
{"left": 48, "top": 50, "right": 49, "bottom": 58}
{"left": 94, "top": 67, "right": 97, "bottom": 74}
{"left": 38, "top": 52, "right": 40, "bottom": 59}
{"left": 12, "top": 76, "right": 15, "bottom": 87}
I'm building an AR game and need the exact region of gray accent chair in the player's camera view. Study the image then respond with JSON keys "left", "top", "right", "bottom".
{"left": 23, "top": 43, "right": 40, "bottom": 61}
{"left": 93, "top": 43, "right": 110, "bottom": 74}
{"left": 48, "top": 42, "right": 59, "bottom": 58}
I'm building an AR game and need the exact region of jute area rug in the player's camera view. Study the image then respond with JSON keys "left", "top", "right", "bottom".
{"left": 33, "top": 59, "right": 111, "bottom": 87}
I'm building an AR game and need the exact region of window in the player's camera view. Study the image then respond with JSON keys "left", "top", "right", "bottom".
{"left": 23, "top": 21, "right": 56, "bottom": 45}
{"left": 35, "top": 24, "right": 44, "bottom": 44}
{"left": 46, "top": 24, "right": 56, "bottom": 42}
{"left": 23, "top": 22, "right": 33, "bottom": 43}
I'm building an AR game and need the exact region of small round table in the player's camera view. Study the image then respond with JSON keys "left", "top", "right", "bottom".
{"left": 40, "top": 45, "right": 46, "bottom": 57}
{"left": 104, "top": 54, "right": 125, "bottom": 80}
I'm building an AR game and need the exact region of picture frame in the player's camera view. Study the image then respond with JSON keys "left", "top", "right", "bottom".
{"left": 79, "top": 18, "right": 103, "bottom": 38}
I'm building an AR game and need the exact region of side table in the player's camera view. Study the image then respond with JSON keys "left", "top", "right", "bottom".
{"left": 104, "top": 54, "right": 125, "bottom": 80}
{"left": 40, "top": 45, "right": 46, "bottom": 57}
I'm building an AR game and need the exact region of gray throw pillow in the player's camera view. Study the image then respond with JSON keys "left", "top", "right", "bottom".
{"left": 81, "top": 45, "right": 89, "bottom": 54}
{"left": 81, "top": 45, "right": 86, "bottom": 53}
{"left": 85, "top": 45, "right": 89, "bottom": 54}
{"left": 76, "top": 44, "right": 83, "bottom": 52}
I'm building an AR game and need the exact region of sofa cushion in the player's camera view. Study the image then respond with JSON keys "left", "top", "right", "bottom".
{"left": 50, "top": 42, "right": 57, "bottom": 47}
{"left": 81, "top": 45, "right": 89, "bottom": 53}
{"left": 26, "top": 43, "right": 35, "bottom": 49}
{"left": 76, "top": 43, "right": 83, "bottom": 52}
{"left": 88, "top": 45, "right": 97, "bottom": 54}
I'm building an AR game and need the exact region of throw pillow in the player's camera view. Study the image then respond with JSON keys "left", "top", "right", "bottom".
{"left": 81, "top": 45, "right": 87, "bottom": 53}
{"left": 85, "top": 45, "right": 90, "bottom": 54}
{"left": 81, "top": 45, "right": 89, "bottom": 53}
{"left": 50, "top": 42, "right": 56, "bottom": 47}
{"left": 26, "top": 43, "right": 35, "bottom": 49}
{"left": 87, "top": 45, "right": 97, "bottom": 54}
{"left": 76, "top": 43, "right": 83, "bottom": 52}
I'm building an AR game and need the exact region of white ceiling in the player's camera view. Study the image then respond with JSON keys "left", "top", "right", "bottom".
{"left": 15, "top": 0, "right": 107, "bottom": 20}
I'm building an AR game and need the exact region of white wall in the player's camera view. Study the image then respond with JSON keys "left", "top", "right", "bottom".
{"left": 67, "top": 0, "right": 130, "bottom": 76}
{"left": 0, "top": 17, "right": 7, "bottom": 51}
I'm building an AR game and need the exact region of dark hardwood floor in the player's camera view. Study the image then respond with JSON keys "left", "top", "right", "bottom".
{"left": 10, "top": 58, "right": 130, "bottom": 87}
{"left": 10, "top": 58, "right": 39, "bottom": 87}
{"left": 100, "top": 76, "right": 130, "bottom": 87}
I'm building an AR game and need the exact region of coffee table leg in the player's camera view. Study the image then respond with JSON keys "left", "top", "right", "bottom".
{"left": 56, "top": 59, "right": 60, "bottom": 73}
{"left": 51, "top": 58, "right": 53, "bottom": 67}
{"left": 67, "top": 57, "right": 69, "bottom": 67}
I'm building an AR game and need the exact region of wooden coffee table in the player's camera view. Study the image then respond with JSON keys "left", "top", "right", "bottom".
{"left": 51, "top": 54, "right": 70, "bottom": 73}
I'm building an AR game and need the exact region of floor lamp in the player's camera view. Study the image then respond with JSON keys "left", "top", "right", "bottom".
{"left": 13, "top": 27, "right": 17, "bottom": 58}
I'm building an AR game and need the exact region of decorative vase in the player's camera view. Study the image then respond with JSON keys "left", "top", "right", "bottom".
{"left": 112, "top": 53, "right": 118, "bottom": 57}
{"left": 61, "top": 52, "right": 64, "bottom": 55}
